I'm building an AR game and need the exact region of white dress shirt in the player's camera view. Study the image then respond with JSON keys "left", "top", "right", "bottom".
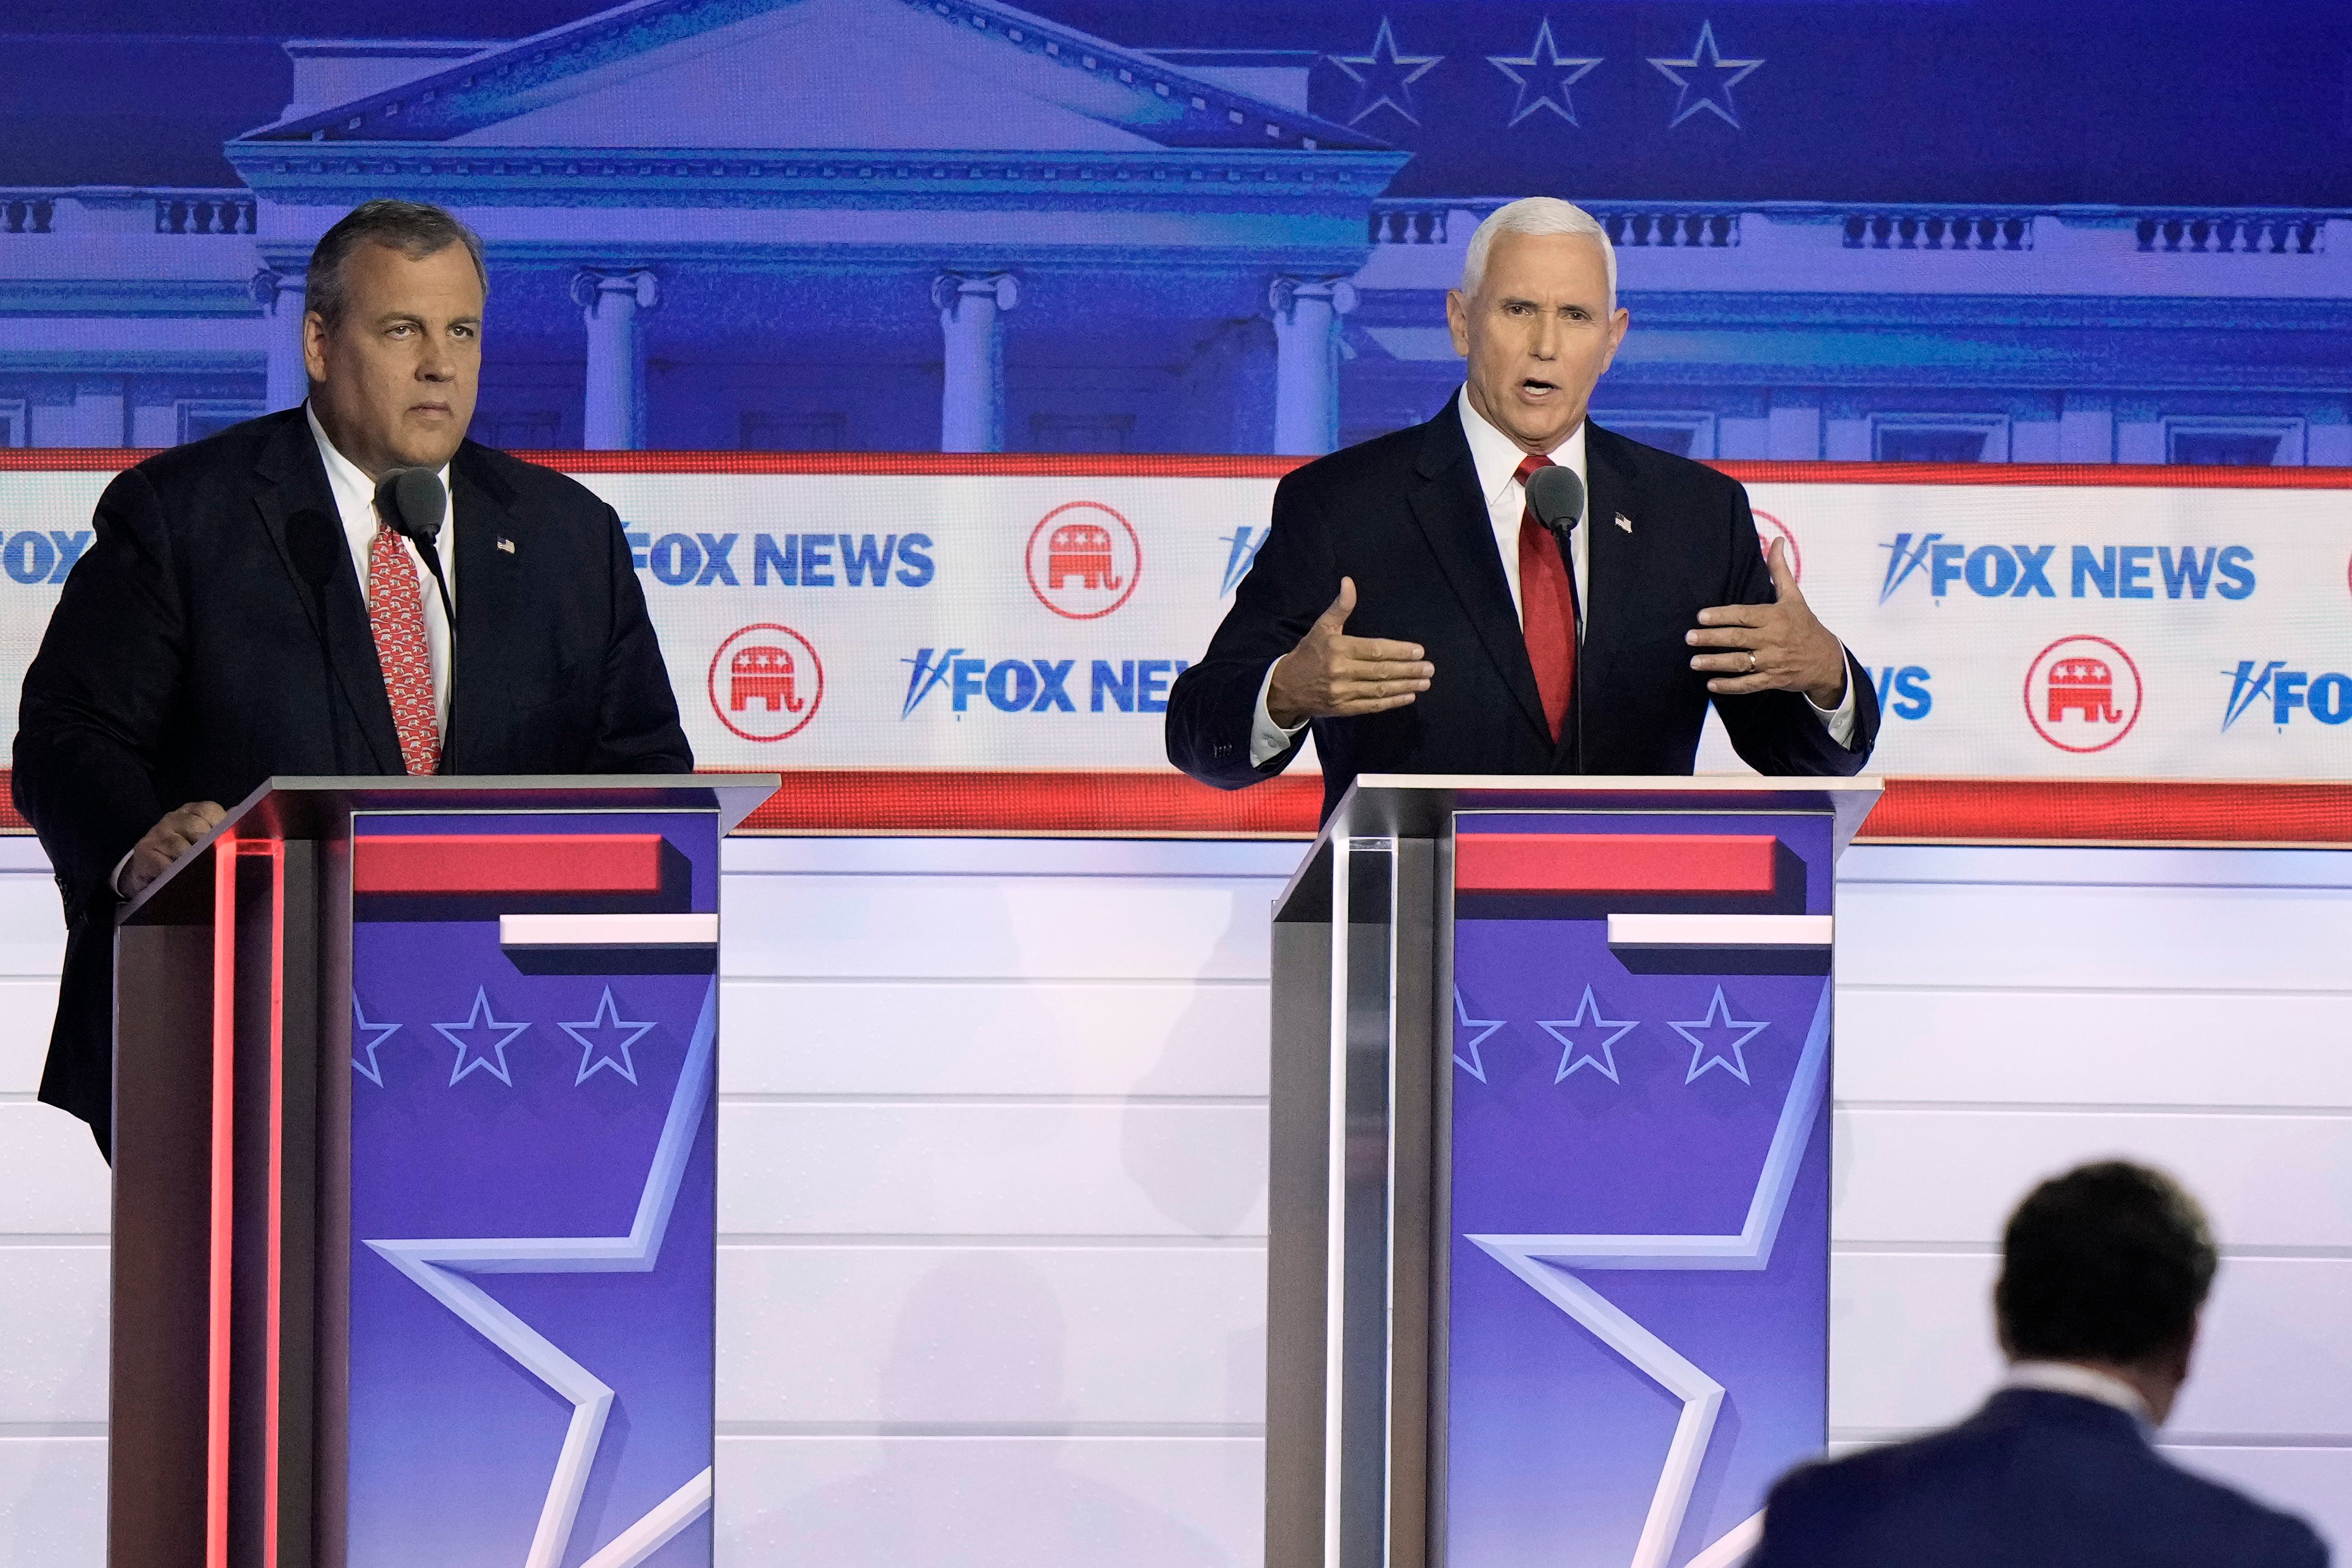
{"left": 306, "top": 401, "right": 457, "bottom": 732}
{"left": 1250, "top": 387, "right": 1857, "bottom": 765}
{"left": 2003, "top": 1360, "right": 2154, "bottom": 1429}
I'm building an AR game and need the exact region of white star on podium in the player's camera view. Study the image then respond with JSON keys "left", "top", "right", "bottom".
{"left": 1453, "top": 988, "right": 1506, "bottom": 1082}
{"left": 1648, "top": 22, "right": 1764, "bottom": 127}
{"left": 434, "top": 986, "right": 531, "bottom": 1087}
{"left": 1669, "top": 986, "right": 1770, "bottom": 1084}
{"left": 1538, "top": 985, "right": 1639, "bottom": 1082}
{"left": 369, "top": 979, "right": 722, "bottom": 1567}
{"left": 561, "top": 987, "right": 656, "bottom": 1086}
{"left": 1488, "top": 20, "right": 1603, "bottom": 127}
{"left": 353, "top": 996, "right": 403, "bottom": 1087}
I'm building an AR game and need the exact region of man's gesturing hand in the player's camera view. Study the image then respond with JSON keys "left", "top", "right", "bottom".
{"left": 1686, "top": 539, "right": 1849, "bottom": 708}
{"left": 122, "top": 801, "right": 227, "bottom": 899}
{"left": 1266, "top": 577, "right": 1434, "bottom": 728}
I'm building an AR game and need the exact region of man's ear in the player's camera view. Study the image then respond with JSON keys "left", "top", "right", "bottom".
{"left": 301, "top": 311, "right": 330, "bottom": 385}
{"left": 1445, "top": 289, "right": 1471, "bottom": 359}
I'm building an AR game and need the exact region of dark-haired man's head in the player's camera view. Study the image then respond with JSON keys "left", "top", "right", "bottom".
{"left": 302, "top": 199, "right": 487, "bottom": 479}
{"left": 1994, "top": 1160, "right": 2219, "bottom": 1424}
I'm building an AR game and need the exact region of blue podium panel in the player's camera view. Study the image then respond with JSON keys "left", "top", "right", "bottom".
{"left": 345, "top": 810, "right": 720, "bottom": 1568}
{"left": 1444, "top": 811, "right": 1834, "bottom": 1568}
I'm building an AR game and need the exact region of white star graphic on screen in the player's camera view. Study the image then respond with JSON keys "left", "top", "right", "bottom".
{"left": 1668, "top": 986, "right": 1770, "bottom": 1084}
{"left": 352, "top": 995, "right": 403, "bottom": 1087}
{"left": 1488, "top": 19, "right": 1603, "bottom": 127}
{"left": 1330, "top": 18, "right": 1443, "bottom": 126}
{"left": 1538, "top": 985, "right": 1640, "bottom": 1083}
{"left": 561, "top": 987, "right": 656, "bottom": 1086}
{"left": 1453, "top": 987, "right": 1506, "bottom": 1082}
{"left": 434, "top": 986, "right": 531, "bottom": 1087}
{"left": 369, "top": 979, "right": 721, "bottom": 1568}
{"left": 1647, "top": 22, "right": 1764, "bottom": 127}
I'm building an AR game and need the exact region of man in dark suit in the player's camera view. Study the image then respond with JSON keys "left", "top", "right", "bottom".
{"left": 1752, "top": 1161, "right": 2329, "bottom": 1568}
{"left": 1167, "top": 198, "right": 1876, "bottom": 817}
{"left": 16, "top": 200, "right": 691, "bottom": 1158}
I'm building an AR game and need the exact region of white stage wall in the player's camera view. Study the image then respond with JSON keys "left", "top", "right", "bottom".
{"left": 1, "top": 834, "right": 2347, "bottom": 1562}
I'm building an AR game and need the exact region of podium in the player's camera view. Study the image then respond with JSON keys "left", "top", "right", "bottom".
{"left": 109, "top": 774, "right": 777, "bottom": 1568}
{"left": 1265, "top": 775, "right": 1882, "bottom": 1568}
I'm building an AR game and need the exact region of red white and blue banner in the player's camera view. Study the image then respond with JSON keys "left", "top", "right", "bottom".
{"left": 2, "top": 454, "right": 2349, "bottom": 790}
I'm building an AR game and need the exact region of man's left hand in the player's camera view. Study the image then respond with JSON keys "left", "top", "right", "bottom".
{"left": 1687, "top": 539, "right": 1848, "bottom": 708}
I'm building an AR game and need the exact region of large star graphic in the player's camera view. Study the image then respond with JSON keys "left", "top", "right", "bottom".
{"left": 1330, "top": 18, "right": 1443, "bottom": 127}
{"left": 1668, "top": 986, "right": 1770, "bottom": 1084}
{"left": 353, "top": 994, "right": 403, "bottom": 1087}
{"left": 1647, "top": 21, "right": 1764, "bottom": 128}
{"left": 1453, "top": 987, "right": 1506, "bottom": 1083}
{"left": 1488, "top": 19, "right": 1604, "bottom": 127}
{"left": 1467, "top": 982, "right": 1832, "bottom": 1568}
{"left": 369, "top": 978, "right": 721, "bottom": 1568}
{"left": 561, "top": 987, "right": 656, "bottom": 1087}
{"left": 1537, "top": 985, "right": 1640, "bottom": 1083}
{"left": 434, "top": 986, "right": 531, "bottom": 1087}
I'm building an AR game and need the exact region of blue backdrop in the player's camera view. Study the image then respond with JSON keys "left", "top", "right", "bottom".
{"left": 3, "top": 2, "right": 2345, "bottom": 459}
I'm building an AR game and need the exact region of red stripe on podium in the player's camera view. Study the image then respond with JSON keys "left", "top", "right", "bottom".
{"left": 1456, "top": 833, "right": 1781, "bottom": 894}
{"left": 351, "top": 834, "right": 669, "bottom": 894}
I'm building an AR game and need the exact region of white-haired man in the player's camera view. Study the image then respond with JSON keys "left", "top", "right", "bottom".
{"left": 1166, "top": 197, "right": 1876, "bottom": 817}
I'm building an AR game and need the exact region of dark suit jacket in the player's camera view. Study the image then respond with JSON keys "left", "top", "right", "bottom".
{"left": 1751, "top": 1388, "right": 2329, "bottom": 1568}
{"left": 1165, "top": 403, "right": 1877, "bottom": 818}
{"left": 15, "top": 407, "right": 693, "bottom": 1156}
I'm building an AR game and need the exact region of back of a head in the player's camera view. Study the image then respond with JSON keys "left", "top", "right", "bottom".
{"left": 1996, "top": 1160, "right": 2218, "bottom": 1366}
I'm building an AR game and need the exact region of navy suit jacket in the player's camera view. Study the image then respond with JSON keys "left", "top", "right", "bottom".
{"left": 14, "top": 408, "right": 693, "bottom": 1155}
{"left": 1752, "top": 1389, "right": 2329, "bottom": 1568}
{"left": 1164, "top": 403, "right": 1877, "bottom": 820}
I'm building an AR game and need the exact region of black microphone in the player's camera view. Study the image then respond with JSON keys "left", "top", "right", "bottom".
{"left": 1524, "top": 465, "right": 1589, "bottom": 772}
{"left": 1525, "top": 465, "right": 1585, "bottom": 543}
{"left": 373, "top": 467, "right": 455, "bottom": 626}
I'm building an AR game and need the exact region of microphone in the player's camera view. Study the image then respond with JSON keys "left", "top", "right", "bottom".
{"left": 1525, "top": 465, "right": 1585, "bottom": 542}
{"left": 373, "top": 467, "right": 454, "bottom": 625}
{"left": 1524, "top": 464, "right": 1589, "bottom": 773}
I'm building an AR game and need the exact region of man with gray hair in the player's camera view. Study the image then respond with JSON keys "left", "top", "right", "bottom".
{"left": 1167, "top": 196, "right": 1876, "bottom": 817}
{"left": 15, "top": 198, "right": 692, "bottom": 1158}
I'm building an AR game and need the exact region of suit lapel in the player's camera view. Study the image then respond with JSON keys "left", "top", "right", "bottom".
{"left": 1407, "top": 404, "right": 1551, "bottom": 742}
{"left": 252, "top": 411, "right": 402, "bottom": 773}
{"left": 445, "top": 442, "right": 524, "bottom": 772}
{"left": 1575, "top": 424, "right": 1646, "bottom": 710}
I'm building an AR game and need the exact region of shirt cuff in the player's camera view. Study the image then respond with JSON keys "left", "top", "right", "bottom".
{"left": 1806, "top": 649, "right": 1862, "bottom": 750}
{"left": 110, "top": 848, "right": 135, "bottom": 899}
{"left": 1250, "top": 657, "right": 1310, "bottom": 768}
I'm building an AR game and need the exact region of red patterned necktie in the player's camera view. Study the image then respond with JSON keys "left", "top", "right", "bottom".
{"left": 368, "top": 519, "right": 441, "bottom": 775}
{"left": 1515, "top": 453, "right": 1577, "bottom": 742}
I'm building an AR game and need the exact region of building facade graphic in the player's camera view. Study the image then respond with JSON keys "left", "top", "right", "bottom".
{"left": 2, "top": 0, "right": 2347, "bottom": 462}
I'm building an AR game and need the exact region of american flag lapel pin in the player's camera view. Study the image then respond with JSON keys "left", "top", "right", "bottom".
{"left": 1615, "top": 512, "right": 1634, "bottom": 534}
{"left": 496, "top": 536, "right": 516, "bottom": 555}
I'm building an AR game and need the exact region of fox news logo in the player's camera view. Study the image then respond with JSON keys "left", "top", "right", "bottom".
{"left": 900, "top": 649, "right": 1191, "bottom": 716}
{"left": 1218, "top": 526, "right": 1269, "bottom": 597}
{"left": 1878, "top": 534, "right": 2253, "bottom": 604}
{"left": 2221, "top": 662, "right": 2352, "bottom": 729}
{"left": 626, "top": 530, "right": 934, "bottom": 589}
{"left": 0, "top": 531, "right": 89, "bottom": 586}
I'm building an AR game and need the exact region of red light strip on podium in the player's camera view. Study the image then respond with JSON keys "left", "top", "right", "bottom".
{"left": 351, "top": 834, "right": 669, "bottom": 894}
{"left": 1456, "top": 833, "right": 1779, "bottom": 894}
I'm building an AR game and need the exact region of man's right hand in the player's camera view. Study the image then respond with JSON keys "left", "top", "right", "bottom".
{"left": 122, "top": 801, "right": 227, "bottom": 899}
{"left": 1266, "top": 577, "right": 1434, "bottom": 728}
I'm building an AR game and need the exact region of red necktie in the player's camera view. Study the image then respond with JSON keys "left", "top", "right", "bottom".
{"left": 1515, "top": 453, "right": 1577, "bottom": 742}
{"left": 368, "top": 519, "right": 441, "bottom": 775}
